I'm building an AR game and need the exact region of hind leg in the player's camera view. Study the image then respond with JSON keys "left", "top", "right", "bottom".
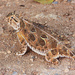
{"left": 16, "top": 32, "right": 27, "bottom": 56}
{"left": 58, "top": 45, "right": 75, "bottom": 60}
{"left": 45, "top": 48, "right": 60, "bottom": 65}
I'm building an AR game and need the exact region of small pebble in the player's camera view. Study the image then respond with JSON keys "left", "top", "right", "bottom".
{"left": 52, "top": 1, "right": 58, "bottom": 4}
{"left": 30, "top": 58, "right": 34, "bottom": 62}
{"left": 30, "top": 56, "right": 36, "bottom": 62}
{"left": 67, "top": 0, "right": 71, "bottom": 2}
{"left": 54, "top": 73, "right": 59, "bottom": 75}
{"left": 7, "top": 50, "right": 11, "bottom": 54}
{"left": 19, "top": 5, "right": 25, "bottom": 7}
{"left": 31, "top": 56, "right": 35, "bottom": 59}
{"left": 12, "top": 71, "right": 18, "bottom": 75}
{"left": 22, "top": 70, "right": 26, "bottom": 74}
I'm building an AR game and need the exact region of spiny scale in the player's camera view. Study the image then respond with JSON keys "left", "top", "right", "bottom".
{"left": 6, "top": 12, "right": 75, "bottom": 64}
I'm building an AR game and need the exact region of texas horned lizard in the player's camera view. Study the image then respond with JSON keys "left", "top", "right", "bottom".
{"left": 6, "top": 12, "right": 75, "bottom": 64}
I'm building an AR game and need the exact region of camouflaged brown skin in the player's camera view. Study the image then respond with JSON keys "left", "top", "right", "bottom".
{"left": 17, "top": 19, "right": 75, "bottom": 63}
{"left": 16, "top": 32, "right": 27, "bottom": 55}
{"left": 6, "top": 13, "right": 75, "bottom": 64}
{"left": 19, "top": 21, "right": 59, "bottom": 55}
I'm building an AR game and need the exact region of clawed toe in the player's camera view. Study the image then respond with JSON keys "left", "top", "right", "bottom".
{"left": 16, "top": 45, "right": 27, "bottom": 56}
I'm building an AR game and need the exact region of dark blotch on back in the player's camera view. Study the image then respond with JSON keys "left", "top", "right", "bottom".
{"left": 38, "top": 38, "right": 45, "bottom": 46}
{"left": 30, "top": 27, "right": 36, "bottom": 32}
{"left": 51, "top": 49, "right": 57, "bottom": 55}
{"left": 70, "top": 52, "right": 73, "bottom": 57}
{"left": 29, "top": 34, "right": 35, "bottom": 41}
{"left": 32, "top": 22, "right": 45, "bottom": 29}
{"left": 24, "top": 29, "right": 27, "bottom": 33}
{"left": 21, "top": 39, "right": 24, "bottom": 43}
{"left": 51, "top": 40, "right": 57, "bottom": 48}
{"left": 36, "top": 43, "right": 38, "bottom": 46}
{"left": 41, "top": 34, "right": 47, "bottom": 38}
{"left": 44, "top": 46, "right": 47, "bottom": 49}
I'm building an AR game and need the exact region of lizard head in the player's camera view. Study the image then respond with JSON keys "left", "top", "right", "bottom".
{"left": 6, "top": 11, "right": 21, "bottom": 30}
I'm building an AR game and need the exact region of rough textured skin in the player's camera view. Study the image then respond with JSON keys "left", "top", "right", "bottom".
{"left": 16, "top": 32, "right": 27, "bottom": 55}
{"left": 6, "top": 12, "right": 75, "bottom": 64}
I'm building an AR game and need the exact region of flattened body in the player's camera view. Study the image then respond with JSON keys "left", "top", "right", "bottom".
{"left": 6, "top": 12, "right": 75, "bottom": 64}
{"left": 19, "top": 20, "right": 58, "bottom": 55}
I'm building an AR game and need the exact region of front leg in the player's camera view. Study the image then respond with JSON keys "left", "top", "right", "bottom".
{"left": 45, "top": 49, "right": 60, "bottom": 65}
{"left": 16, "top": 32, "right": 27, "bottom": 56}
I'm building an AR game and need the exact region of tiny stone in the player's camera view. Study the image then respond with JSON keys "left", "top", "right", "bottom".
{"left": 19, "top": 5, "right": 25, "bottom": 7}
{"left": 67, "top": 0, "right": 71, "bottom": 2}
{"left": 54, "top": 73, "right": 59, "bottom": 75}
{"left": 22, "top": 70, "right": 26, "bottom": 74}
{"left": 7, "top": 50, "right": 11, "bottom": 54}
{"left": 30, "top": 58, "right": 34, "bottom": 62}
{"left": 31, "top": 56, "right": 35, "bottom": 59}
{"left": 30, "top": 56, "right": 36, "bottom": 61}
{"left": 52, "top": 1, "right": 58, "bottom": 4}
{"left": 12, "top": 71, "right": 18, "bottom": 75}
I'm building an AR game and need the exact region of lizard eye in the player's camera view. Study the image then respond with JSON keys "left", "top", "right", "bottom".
{"left": 11, "top": 17, "right": 13, "bottom": 18}
{"left": 11, "top": 17, "right": 18, "bottom": 22}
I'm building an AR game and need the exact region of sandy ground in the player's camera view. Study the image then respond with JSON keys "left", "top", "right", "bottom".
{"left": 0, "top": 0, "right": 75, "bottom": 75}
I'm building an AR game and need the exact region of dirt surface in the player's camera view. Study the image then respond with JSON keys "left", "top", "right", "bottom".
{"left": 0, "top": 0, "right": 75, "bottom": 75}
